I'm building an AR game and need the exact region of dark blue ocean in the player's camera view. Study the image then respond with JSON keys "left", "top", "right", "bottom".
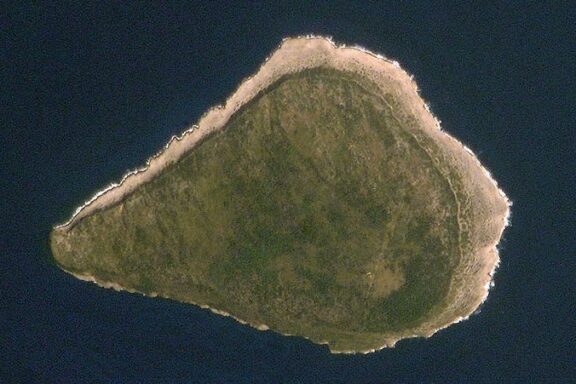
{"left": 2, "top": 2, "right": 574, "bottom": 382}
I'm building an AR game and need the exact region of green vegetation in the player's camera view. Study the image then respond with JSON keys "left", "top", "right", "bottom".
{"left": 51, "top": 67, "right": 468, "bottom": 352}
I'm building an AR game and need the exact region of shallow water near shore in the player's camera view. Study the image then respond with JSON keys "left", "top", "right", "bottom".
{"left": 2, "top": 3, "right": 574, "bottom": 382}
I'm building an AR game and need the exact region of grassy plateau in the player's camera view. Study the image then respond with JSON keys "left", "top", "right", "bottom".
{"left": 52, "top": 66, "right": 484, "bottom": 352}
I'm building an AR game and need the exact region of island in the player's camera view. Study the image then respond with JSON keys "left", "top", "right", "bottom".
{"left": 50, "top": 36, "right": 510, "bottom": 353}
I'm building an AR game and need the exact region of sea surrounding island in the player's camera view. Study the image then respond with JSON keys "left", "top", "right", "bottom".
{"left": 50, "top": 36, "right": 510, "bottom": 353}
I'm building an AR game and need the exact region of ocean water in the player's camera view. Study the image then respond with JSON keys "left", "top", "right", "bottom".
{"left": 1, "top": 2, "right": 574, "bottom": 382}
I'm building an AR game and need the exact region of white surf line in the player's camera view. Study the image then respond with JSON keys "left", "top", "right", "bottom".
{"left": 55, "top": 35, "right": 511, "bottom": 353}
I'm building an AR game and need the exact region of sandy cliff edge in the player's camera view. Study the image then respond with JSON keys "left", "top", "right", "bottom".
{"left": 53, "top": 35, "right": 511, "bottom": 353}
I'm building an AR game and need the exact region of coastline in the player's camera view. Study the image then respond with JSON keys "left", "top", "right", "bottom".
{"left": 54, "top": 35, "right": 511, "bottom": 353}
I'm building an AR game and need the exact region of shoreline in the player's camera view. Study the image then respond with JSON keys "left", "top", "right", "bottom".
{"left": 54, "top": 35, "right": 511, "bottom": 353}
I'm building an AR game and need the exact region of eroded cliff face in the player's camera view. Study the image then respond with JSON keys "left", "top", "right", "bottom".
{"left": 51, "top": 37, "right": 510, "bottom": 353}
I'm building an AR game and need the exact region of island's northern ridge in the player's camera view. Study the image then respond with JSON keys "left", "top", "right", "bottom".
{"left": 51, "top": 36, "right": 510, "bottom": 353}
